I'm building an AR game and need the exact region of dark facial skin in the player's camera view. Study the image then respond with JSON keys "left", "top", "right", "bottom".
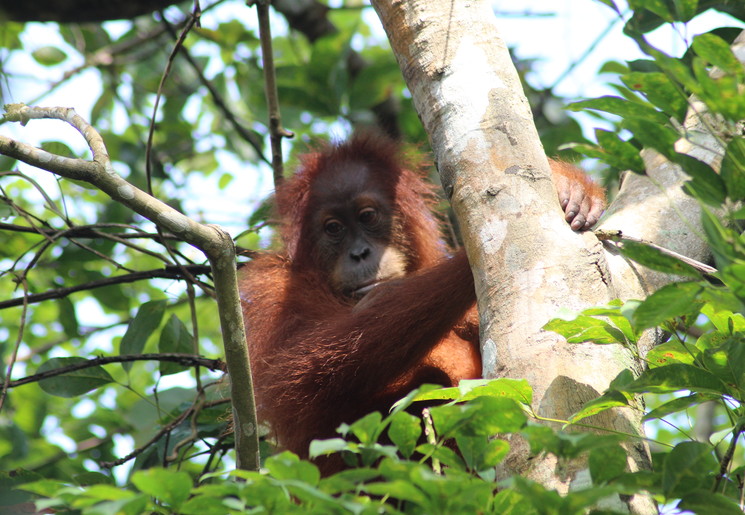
{"left": 308, "top": 161, "right": 408, "bottom": 297}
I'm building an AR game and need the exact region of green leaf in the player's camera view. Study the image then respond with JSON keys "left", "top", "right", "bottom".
{"left": 158, "top": 315, "right": 193, "bottom": 376}
{"left": 632, "top": 282, "right": 704, "bottom": 330}
{"left": 594, "top": 129, "right": 645, "bottom": 171}
{"left": 569, "top": 96, "right": 669, "bottom": 125}
{"left": 674, "top": 153, "right": 728, "bottom": 205}
{"left": 617, "top": 239, "right": 704, "bottom": 278}
{"left": 621, "top": 71, "right": 687, "bottom": 120}
{"left": 363, "top": 480, "right": 428, "bottom": 505}
{"left": 430, "top": 396, "right": 526, "bottom": 438}
{"left": 455, "top": 435, "right": 509, "bottom": 473}
{"left": 346, "top": 411, "right": 383, "bottom": 444}
{"left": 701, "top": 335, "right": 745, "bottom": 389}
{"left": 678, "top": 491, "right": 744, "bottom": 515}
{"left": 628, "top": 0, "right": 673, "bottom": 21}
{"left": 492, "top": 489, "right": 538, "bottom": 514}
{"left": 57, "top": 297, "right": 79, "bottom": 338}
{"left": 120, "top": 300, "right": 167, "bottom": 371}
{"left": 264, "top": 451, "right": 320, "bottom": 485}
{"left": 646, "top": 340, "right": 696, "bottom": 368}
{"left": 387, "top": 411, "right": 421, "bottom": 458}
{"left": 412, "top": 378, "right": 532, "bottom": 405}
{"left": 131, "top": 468, "right": 192, "bottom": 509}
{"left": 662, "top": 442, "right": 717, "bottom": 497}
{"left": 31, "top": 46, "right": 67, "bottom": 66}
{"left": 643, "top": 393, "right": 715, "bottom": 421}
{"left": 309, "top": 438, "right": 349, "bottom": 458}
{"left": 590, "top": 444, "right": 628, "bottom": 484}
{"left": 38, "top": 357, "right": 114, "bottom": 397}
{"left": 544, "top": 315, "right": 629, "bottom": 345}
{"left": 692, "top": 33, "right": 744, "bottom": 76}
{"left": 628, "top": 363, "right": 727, "bottom": 395}
{"left": 721, "top": 137, "right": 745, "bottom": 201}
{"left": 702, "top": 304, "right": 745, "bottom": 333}
{"left": 569, "top": 390, "right": 630, "bottom": 423}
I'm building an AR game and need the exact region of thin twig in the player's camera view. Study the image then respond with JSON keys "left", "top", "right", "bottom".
{"left": 0, "top": 276, "right": 29, "bottom": 411}
{"left": 0, "top": 264, "right": 212, "bottom": 310}
{"left": 254, "top": 0, "right": 294, "bottom": 188}
{"left": 421, "top": 408, "right": 441, "bottom": 475}
{"left": 99, "top": 397, "right": 230, "bottom": 469}
{"left": 0, "top": 221, "right": 179, "bottom": 240}
{"left": 595, "top": 229, "right": 718, "bottom": 275}
{"left": 714, "top": 424, "right": 744, "bottom": 492}
{"left": 161, "top": 19, "right": 269, "bottom": 164}
{"left": 7, "top": 353, "right": 225, "bottom": 389}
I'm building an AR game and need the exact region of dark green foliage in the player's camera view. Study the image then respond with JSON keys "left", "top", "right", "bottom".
{"left": 2, "top": 1, "right": 745, "bottom": 514}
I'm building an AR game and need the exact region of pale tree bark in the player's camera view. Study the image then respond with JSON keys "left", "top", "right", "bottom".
{"left": 371, "top": 1, "right": 742, "bottom": 513}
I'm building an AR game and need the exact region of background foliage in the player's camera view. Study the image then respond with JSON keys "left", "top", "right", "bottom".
{"left": 1, "top": 0, "right": 745, "bottom": 513}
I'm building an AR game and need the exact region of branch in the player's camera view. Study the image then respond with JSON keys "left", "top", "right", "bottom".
{"left": 161, "top": 19, "right": 269, "bottom": 165}
{"left": 595, "top": 229, "right": 718, "bottom": 275}
{"left": 7, "top": 353, "right": 225, "bottom": 388}
{"left": 0, "top": 221, "right": 180, "bottom": 240}
{"left": 0, "top": 104, "right": 260, "bottom": 471}
{"left": 0, "top": 265, "right": 212, "bottom": 310}
{"left": 253, "top": 0, "right": 294, "bottom": 188}
{"left": 99, "top": 397, "right": 231, "bottom": 469}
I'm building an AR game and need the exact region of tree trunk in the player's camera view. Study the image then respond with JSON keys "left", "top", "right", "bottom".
{"left": 369, "top": 1, "right": 732, "bottom": 513}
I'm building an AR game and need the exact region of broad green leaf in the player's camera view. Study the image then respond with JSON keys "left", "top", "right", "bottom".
{"left": 309, "top": 438, "right": 349, "bottom": 458}
{"left": 387, "top": 411, "right": 421, "bottom": 458}
{"left": 569, "top": 96, "right": 669, "bottom": 125}
{"left": 120, "top": 300, "right": 167, "bottom": 371}
{"left": 544, "top": 315, "right": 628, "bottom": 345}
{"left": 347, "top": 411, "right": 383, "bottom": 444}
{"left": 31, "top": 46, "right": 67, "bottom": 66}
{"left": 57, "top": 297, "right": 79, "bottom": 338}
{"left": 589, "top": 444, "right": 628, "bottom": 484}
{"left": 674, "top": 153, "right": 728, "bottom": 205}
{"left": 643, "top": 393, "right": 716, "bottom": 421}
{"left": 455, "top": 435, "right": 509, "bottom": 473}
{"left": 701, "top": 304, "right": 745, "bottom": 333}
{"left": 159, "top": 315, "right": 193, "bottom": 376}
{"left": 628, "top": 363, "right": 727, "bottom": 395}
{"left": 363, "top": 480, "right": 428, "bottom": 505}
{"left": 646, "top": 340, "right": 696, "bottom": 368}
{"left": 700, "top": 336, "right": 745, "bottom": 391}
{"left": 678, "top": 491, "right": 744, "bottom": 515}
{"left": 412, "top": 378, "right": 532, "bottom": 405}
{"left": 621, "top": 71, "right": 687, "bottom": 120}
{"left": 692, "top": 57, "right": 745, "bottom": 121}
{"left": 594, "top": 129, "right": 645, "bottom": 171}
{"left": 721, "top": 137, "right": 745, "bottom": 201}
{"left": 662, "top": 442, "right": 717, "bottom": 497}
{"left": 623, "top": 117, "right": 680, "bottom": 159}
{"left": 430, "top": 396, "right": 525, "bottom": 437}
{"left": 617, "top": 239, "right": 703, "bottom": 278}
{"left": 38, "top": 357, "right": 114, "bottom": 397}
{"left": 569, "top": 390, "right": 630, "bottom": 423}
{"left": 632, "top": 282, "right": 704, "bottom": 330}
{"left": 264, "top": 451, "right": 320, "bottom": 485}
{"left": 692, "top": 33, "right": 744, "bottom": 76}
{"left": 131, "top": 468, "right": 192, "bottom": 509}
{"left": 629, "top": 0, "right": 673, "bottom": 21}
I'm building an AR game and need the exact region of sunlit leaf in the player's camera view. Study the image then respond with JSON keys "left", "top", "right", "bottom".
{"left": 38, "top": 357, "right": 114, "bottom": 397}
{"left": 120, "top": 300, "right": 167, "bottom": 370}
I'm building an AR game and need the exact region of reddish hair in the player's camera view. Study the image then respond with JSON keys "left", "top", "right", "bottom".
{"left": 276, "top": 132, "right": 446, "bottom": 272}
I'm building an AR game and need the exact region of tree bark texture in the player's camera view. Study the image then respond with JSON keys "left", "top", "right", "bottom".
{"left": 370, "top": 1, "right": 722, "bottom": 512}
